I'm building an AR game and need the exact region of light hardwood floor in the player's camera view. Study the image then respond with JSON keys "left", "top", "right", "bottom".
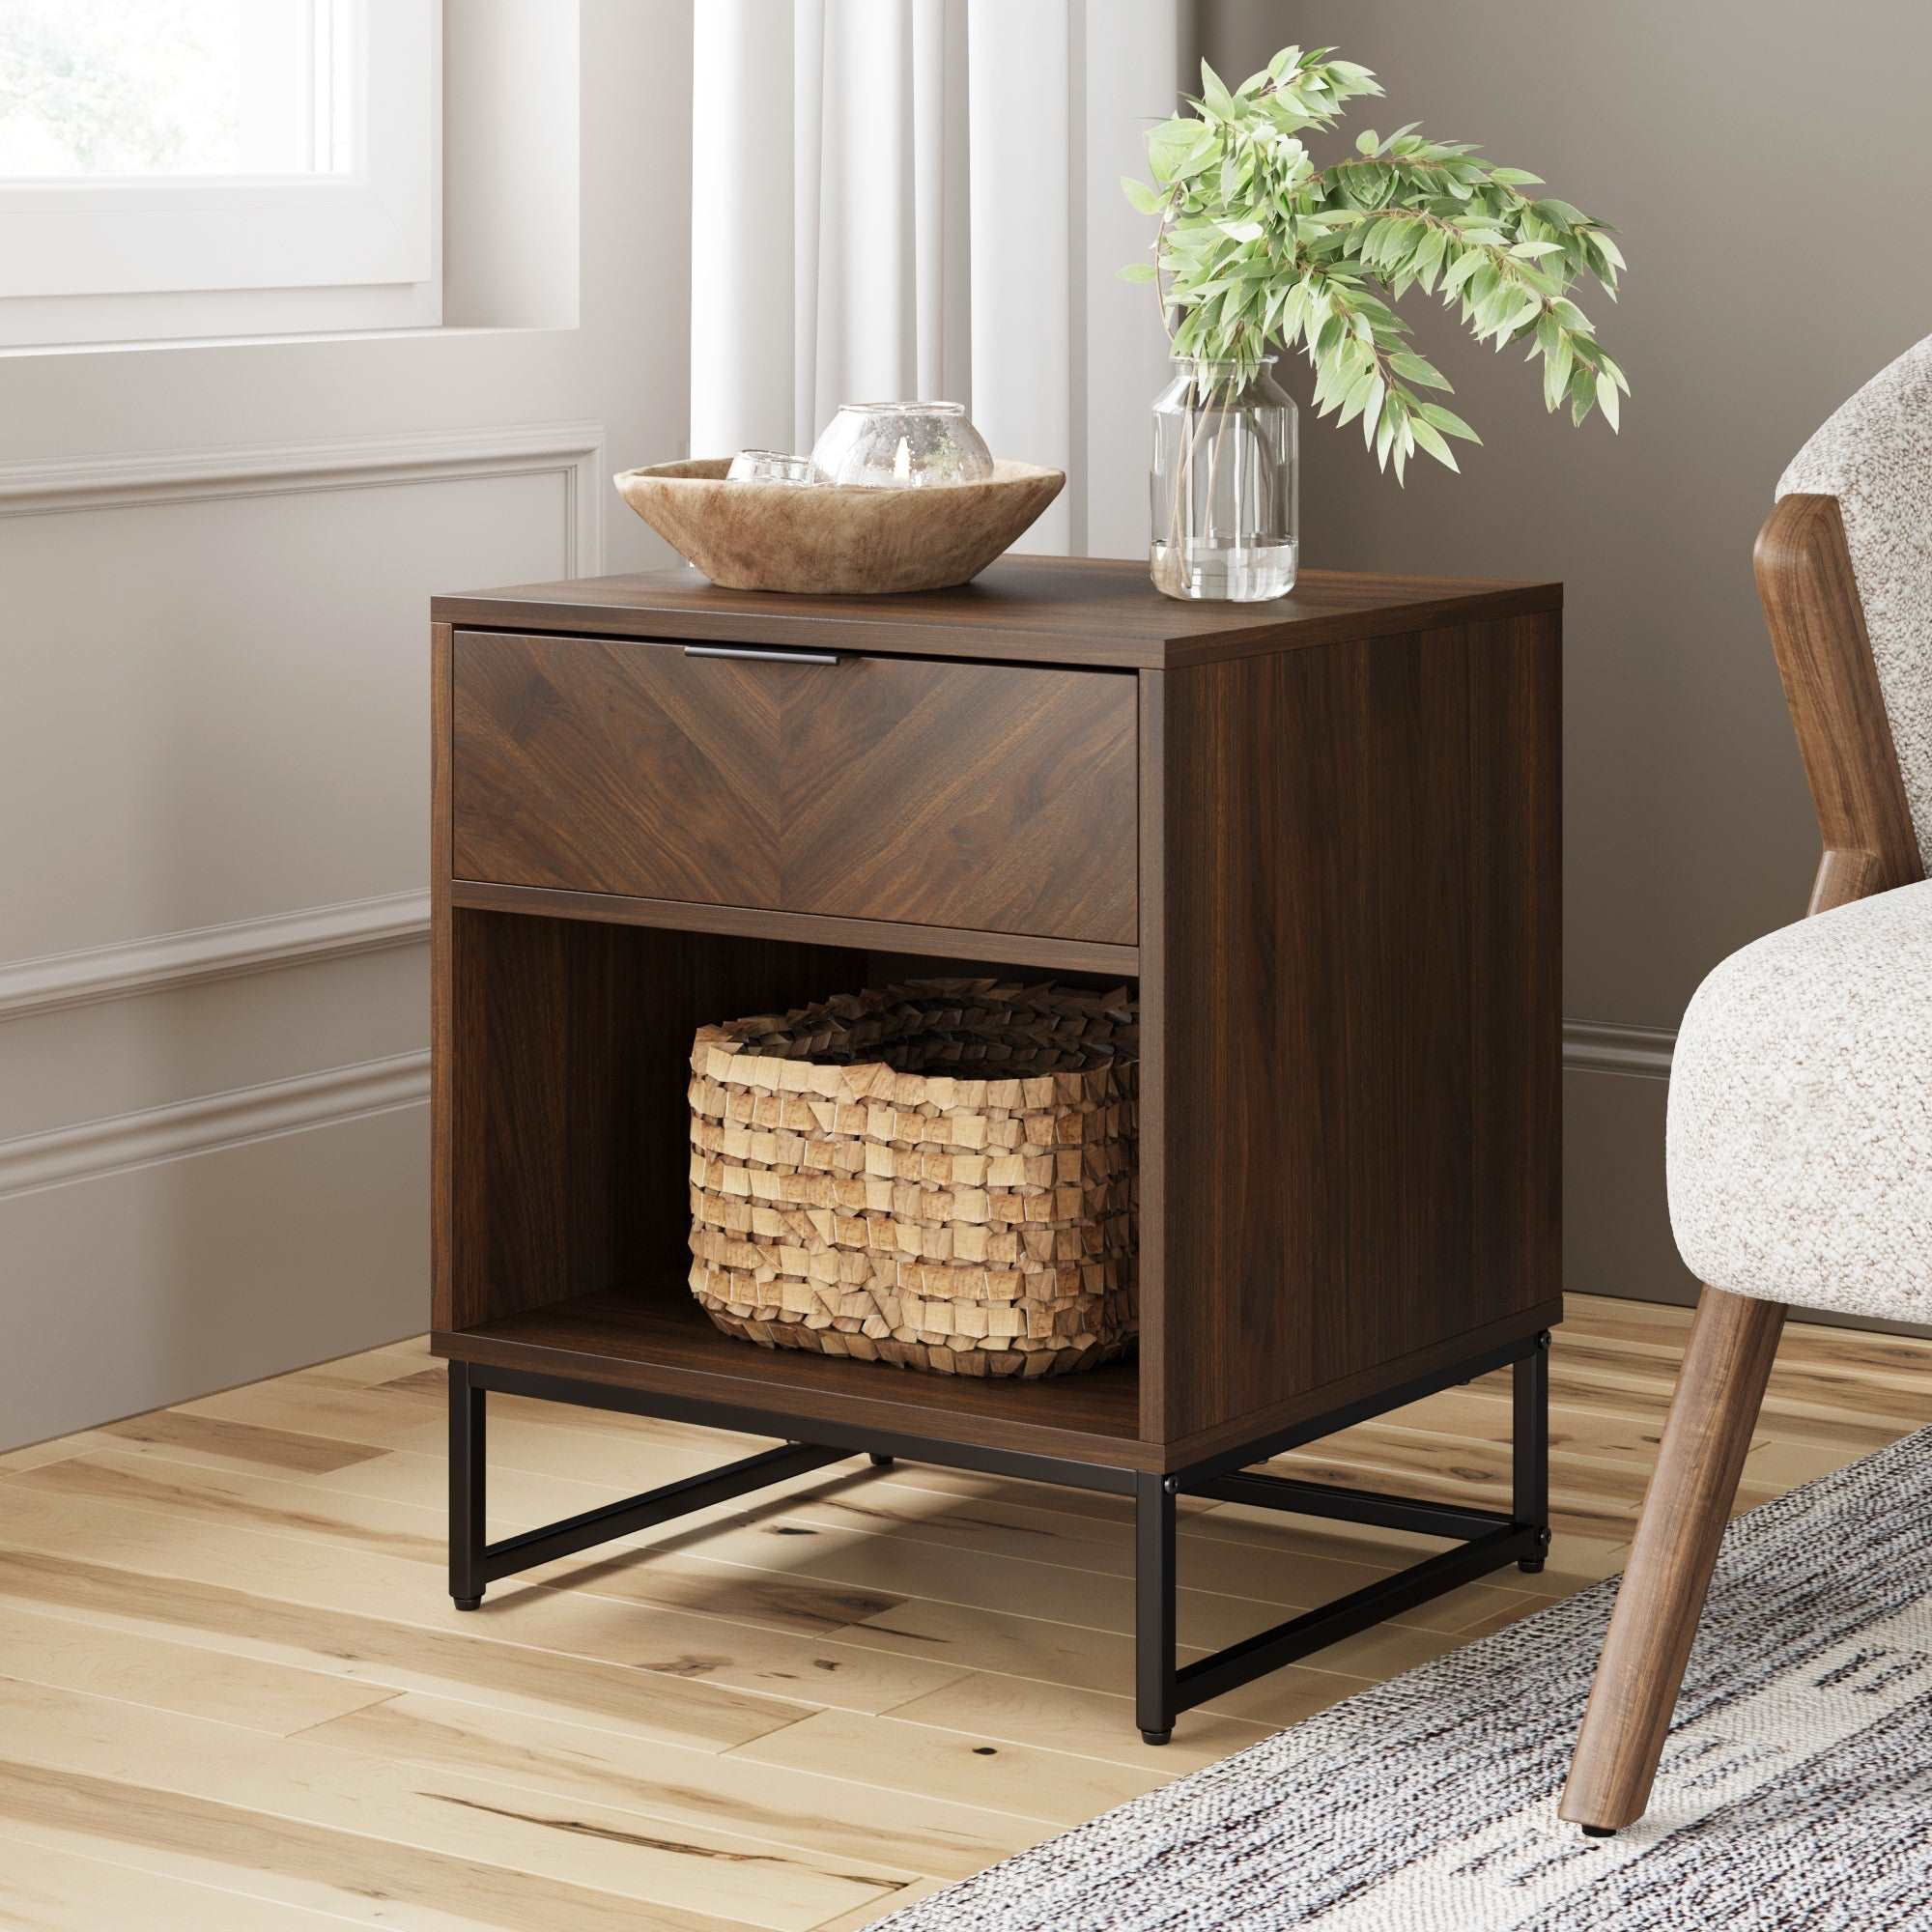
{"left": 0, "top": 1292, "right": 1926, "bottom": 1930}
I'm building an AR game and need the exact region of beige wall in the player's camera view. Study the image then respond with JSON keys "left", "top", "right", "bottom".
{"left": 0, "top": 0, "right": 693, "bottom": 1450}
{"left": 1201, "top": 0, "right": 1932, "bottom": 1308}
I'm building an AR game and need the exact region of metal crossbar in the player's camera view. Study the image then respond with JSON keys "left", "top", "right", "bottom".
{"left": 446, "top": 1329, "right": 1551, "bottom": 1743}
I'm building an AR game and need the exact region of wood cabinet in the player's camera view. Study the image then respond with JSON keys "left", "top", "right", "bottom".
{"left": 429, "top": 555, "right": 1563, "bottom": 1740}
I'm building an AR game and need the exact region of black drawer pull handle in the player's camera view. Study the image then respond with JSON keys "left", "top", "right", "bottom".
{"left": 683, "top": 645, "right": 844, "bottom": 668}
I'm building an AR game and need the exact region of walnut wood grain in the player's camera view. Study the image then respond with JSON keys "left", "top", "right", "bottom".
{"left": 449, "top": 878, "right": 1138, "bottom": 977}
{"left": 1755, "top": 494, "right": 1923, "bottom": 898}
{"left": 439, "top": 912, "right": 864, "bottom": 1333}
{"left": 1145, "top": 613, "right": 1561, "bottom": 1445}
{"left": 1564, "top": 492, "right": 1923, "bottom": 1833}
{"left": 431, "top": 556, "right": 1562, "bottom": 672}
{"left": 451, "top": 632, "right": 1138, "bottom": 947}
{"left": 430, "top": 623, "right": 454, "bottom": 1343}
{"left": 431, "top": 569, "right": 1562, "bottom": 1484}
{"left": 1558, "top": 1286, "right": 1784, "bottom": 1833}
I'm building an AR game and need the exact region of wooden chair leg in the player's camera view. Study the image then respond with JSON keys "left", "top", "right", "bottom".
{"left": 1560, "top": 1285, "right": 1786, "bottom": 1834}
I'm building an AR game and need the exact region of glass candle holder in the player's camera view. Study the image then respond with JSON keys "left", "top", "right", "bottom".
{"left": 725, "top": 449, "right": 815, "bottom": 485}
{"left": 810, "top": 402, "right": 994, "bottom": 488}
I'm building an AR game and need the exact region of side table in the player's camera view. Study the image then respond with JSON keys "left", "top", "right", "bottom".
{"left": 428, "top": 556, "right": 1561, "bottom": 1743}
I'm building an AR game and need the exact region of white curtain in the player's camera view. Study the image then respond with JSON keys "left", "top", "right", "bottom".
{"left": 690, "top": 0, "right": 1184, "bottom": 558}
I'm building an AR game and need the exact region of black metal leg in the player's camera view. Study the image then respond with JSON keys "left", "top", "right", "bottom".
{"left": 449, "top": 1360, "right": 486, "bottom": 1610}
{"left": 869, "top": 1454, "right": 895, "bottom": 1468}
{"left": 1136, "top": 1472, "right": 1177, "bottom": 1746}
{"left": 1515, "top": 1330, "right": 1552, "bottom": 1573}
{"left": 445, "top": 1331, "right": 1555, "bottom": 1738}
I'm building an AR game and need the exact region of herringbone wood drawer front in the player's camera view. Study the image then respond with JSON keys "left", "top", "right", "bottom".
{"left": 450, "top": 630, "right": 1138, "bottom": 944}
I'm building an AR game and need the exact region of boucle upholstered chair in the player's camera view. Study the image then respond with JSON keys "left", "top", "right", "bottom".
{"left": 1564, "top": 333, "right": 1932, "bottom": 1835}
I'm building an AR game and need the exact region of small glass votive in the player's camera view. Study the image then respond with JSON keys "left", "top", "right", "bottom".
{"left": 809, "top": 402, "right": 994, "bottom": 487}
{"left": 725, "top": 449, "right": 815, "bottom": 485}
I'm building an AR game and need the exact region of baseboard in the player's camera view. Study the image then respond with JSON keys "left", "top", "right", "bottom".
{"left": 0, "top": 1099, "right": 428, "bottom": 1452}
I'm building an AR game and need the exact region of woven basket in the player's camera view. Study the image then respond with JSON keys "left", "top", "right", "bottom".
{"left": 687, "top": 980, "right": 1137, "bottom": 1377}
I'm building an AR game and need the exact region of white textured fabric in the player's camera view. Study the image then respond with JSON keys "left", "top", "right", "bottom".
{"left": 1777, "top": 331, "right": 1932, "bottom": 866}
{"left": 687, "top": 0, "right": 1181, "bottom": 558}
{"left": 1667, "top": 880, "right": 1932, "bottom": 1321}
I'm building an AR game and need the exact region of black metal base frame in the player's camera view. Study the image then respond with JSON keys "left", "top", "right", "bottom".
{"left": 448, "top": 1331, "right": 1551, "bottom": 1744}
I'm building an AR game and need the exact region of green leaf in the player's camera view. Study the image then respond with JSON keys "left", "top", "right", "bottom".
{"left": 1118, "top": 262, "right": 1158, "bottom": 283}
{"left": 1388, "top": 349, "right": 1450, "bottom": 389}
{"left": 1407, "top": 413, "right": 1460, "bottom": 469}
{"left": 1360, "top": 372, "right": 1387, "bottom": 448}
{"left": 1200, "top": 60, "right": 1236, "bottom": 118}
{"left": 1416, "top": 401, "right": 1482, "bottom": 443}
{"left": 1596, "top": 370, "right": 1620, "bottom": 431}
{"left": 1121, "top": 175, "right": 1164, "bottom": 216}
{"left": 1543, "top": 331, "right": 1575, "bottom": 412}
{"left": 1147, "top": 117, "right": 1208, "bottom": 183}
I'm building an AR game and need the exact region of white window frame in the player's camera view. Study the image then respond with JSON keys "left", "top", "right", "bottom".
{"left": 0, "top": 1, "right": 440, "bottom": 350}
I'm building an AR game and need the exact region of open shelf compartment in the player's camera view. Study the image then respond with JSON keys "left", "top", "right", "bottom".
{"left": 432, "top": 905, "right": 1150, "bottom": 1466}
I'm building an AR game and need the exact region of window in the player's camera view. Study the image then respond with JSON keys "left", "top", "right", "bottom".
{"left": 0, "top": 0, "right": 439, "bottom": 348}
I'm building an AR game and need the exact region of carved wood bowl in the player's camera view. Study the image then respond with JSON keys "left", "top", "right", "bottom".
{"left": 612, "top": 457, "right": 1065, "bottom": 595}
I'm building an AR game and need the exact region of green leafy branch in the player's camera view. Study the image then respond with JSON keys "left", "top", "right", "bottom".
{"left": 1122, "top": 45, "right": 1629, "bottom": 481}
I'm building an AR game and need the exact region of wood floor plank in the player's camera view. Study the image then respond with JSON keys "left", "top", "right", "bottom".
{"left": 0, "top": 1762, "right": 753, "bottom": 1932}
{"left": 0, "top": 1292, "right": 1916, "bottom": 1931}
{"left": 811, "top": 1879, "right": 950, "bottom": 1929}
{"left": 0, "top": 1835, "right": 369, "bottom": 1931}
{"left": 102, "top": 1407, "right": 393, "bottom": 1477}
{"left": 301, "top": 1690, "right": 1058, "bottom": 1884}
{"left": 0, "top": 1678, "right": 907, "bottom": 1930}
{"left": 7, "top": 1451, "right": 910, "bottom": 1640}
{"left": 0, "top": 1487, "right": 968, "bottom": 1724}
{"left": 564, "top": 1502, "right": 1530, "bottom": 1655}
{"left": 0, "top": 1599, "right": 395, "bottom": 1738}
{"left": 881, "top": 1672, "right": 1271, "bottom": 1774}
{"left": 730, "top": 1709, "right": 1171, "bottom": 1825}
{"left": 0, "top": 1431, "right": 117, "bottom": 1473}
{"left": 721, "top": 1476, "right": 1406, "bottom": 1605}
{"left": 0, "top": 1547, "right": 805, "bottom": 1754}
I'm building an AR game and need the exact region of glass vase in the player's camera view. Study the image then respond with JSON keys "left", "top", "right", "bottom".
{"left": 1150, "top": 356, "right": 1298, "bottom": 602}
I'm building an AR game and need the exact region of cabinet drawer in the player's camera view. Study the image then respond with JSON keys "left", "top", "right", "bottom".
{"left": 450, "top": 631, "right": 1138, "bottom": 945}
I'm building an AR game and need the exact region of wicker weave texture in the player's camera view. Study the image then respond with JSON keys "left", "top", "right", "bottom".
{"left": 687, "top": 980, "right": 1138, "bottom": 1377}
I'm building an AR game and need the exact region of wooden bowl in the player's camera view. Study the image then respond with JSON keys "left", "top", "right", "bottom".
{"left": 612, "top": 457, "right": 1065, "bottom": 595}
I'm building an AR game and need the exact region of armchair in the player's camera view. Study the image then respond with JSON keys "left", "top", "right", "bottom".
{"left": 1563, "top": 333, "right": 1932, "bottom": 1834}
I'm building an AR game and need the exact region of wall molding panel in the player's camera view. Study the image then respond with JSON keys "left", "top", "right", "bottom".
{"left": 0, "top": 890, "right": 430, "bottom": 1023}
{"left": 0, "top": 1050, "right": 428, "bottom": 1202}
{"left": 0, "top": 418, "right": 607, "bottom": 578}
{"left": 1563, "top": 1018, "right": 1675, "bottom": 1082}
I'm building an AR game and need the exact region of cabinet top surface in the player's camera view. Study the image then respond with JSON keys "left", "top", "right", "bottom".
{"left": 433, "top": 554, "right": 1561, "bottom": 669}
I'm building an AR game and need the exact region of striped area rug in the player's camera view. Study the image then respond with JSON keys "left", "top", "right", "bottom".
{"left": 873, "top": 1426, "right": 1932, "bottom": 1930}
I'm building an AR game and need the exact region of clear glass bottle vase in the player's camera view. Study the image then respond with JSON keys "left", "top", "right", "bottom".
{"left": 1150, "top": 356, "right": 1298, "bottom": 602}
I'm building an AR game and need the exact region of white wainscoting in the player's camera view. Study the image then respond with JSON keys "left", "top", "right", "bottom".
{"left": 0, "top": 421, "right": 605, "bottom": 572}
{"left": 0, "top": 889, "right": 430, "bottom": 1022}
{"left": 0, "top": 422, "right": 600, "bottom": 1450}
{"left": 0, "top": 1050, "right": 429, "bottom": 1201}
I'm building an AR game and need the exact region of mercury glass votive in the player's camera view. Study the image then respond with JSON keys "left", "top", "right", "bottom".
{"left": 810, "top": 402, "right": 994, "bottom": 488}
